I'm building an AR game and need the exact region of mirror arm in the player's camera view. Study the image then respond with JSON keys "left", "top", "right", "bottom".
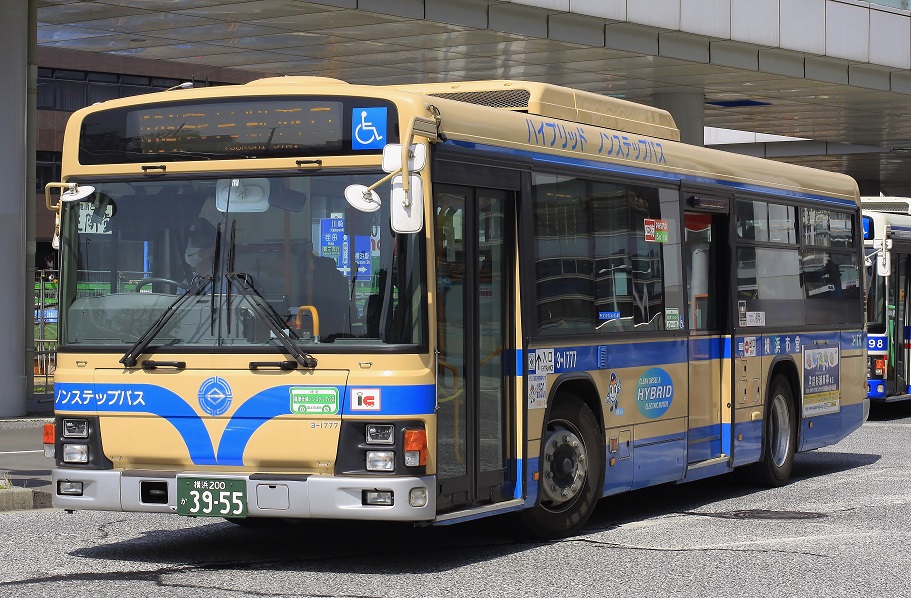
{"left": 365, "top": 169, "right": 400, "bottom": 194}
{"left": 400, "top": 118, "right": 416, "bottom": 208}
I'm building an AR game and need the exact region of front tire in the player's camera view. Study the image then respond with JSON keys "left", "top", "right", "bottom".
{"left": 521, "top": 395, "right": 603, "bottom": 539}
{"left": 754, "top": 376, "right": 797, "bottom": 486}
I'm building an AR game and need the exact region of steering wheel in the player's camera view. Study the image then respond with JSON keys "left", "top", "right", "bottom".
{"left": 134, "top": 278, "right": 188, "bottom": 292}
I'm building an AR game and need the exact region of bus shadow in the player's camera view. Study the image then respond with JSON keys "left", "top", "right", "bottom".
{"left": 68, "top": 451, "right": 881, "bottom": 575}
{"left": 583, "top": 450, "right": 881, "bottom": 531}
{"left": 69, "top": 515, "right": 535, "bottom": 575}
{"left": 868, "top": 400, "right": 911, "bottom": 421}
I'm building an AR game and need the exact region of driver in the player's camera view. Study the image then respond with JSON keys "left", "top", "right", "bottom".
{"left": 184, "top": 218, "right": 217, "bottom": 288}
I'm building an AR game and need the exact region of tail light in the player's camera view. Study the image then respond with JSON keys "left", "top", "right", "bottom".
{"left": 875, "top": 359, "right": 886, "bottom": 377}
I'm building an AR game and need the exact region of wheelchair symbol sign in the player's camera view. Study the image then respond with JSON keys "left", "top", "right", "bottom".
{"left": 352, "top": 107, "right": 387, "bottom": 150}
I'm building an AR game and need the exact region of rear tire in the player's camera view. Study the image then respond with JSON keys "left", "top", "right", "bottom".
{"left": 520, "top": 395, "right": 603, "bottom": 539}
{"left": 754, "top": 376, "right": 797, "bottom": 486}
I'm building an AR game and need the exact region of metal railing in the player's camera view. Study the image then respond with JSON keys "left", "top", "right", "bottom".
{"left": 34, "top": 270, "right": 59, "bottom": 403}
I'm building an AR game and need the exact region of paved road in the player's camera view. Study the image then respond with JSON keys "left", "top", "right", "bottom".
{"left": 0, "top": 421, "right": 52, "bottom": 491}
{"left": 1, "top": 402, "right": 910, "bottom": 597}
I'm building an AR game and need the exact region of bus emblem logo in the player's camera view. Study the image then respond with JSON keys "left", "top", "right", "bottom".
{"left": 198, "top": 377, "right": 233, "bottom": 416}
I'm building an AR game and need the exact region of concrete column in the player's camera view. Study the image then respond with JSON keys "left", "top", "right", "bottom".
{"left": 652, "top": 92, "right": 705, "bottom": 146}
{"left": 0, "top": 2, "right": 29, "bottom": 417}
{"left": 25, "top": 0, "right": 37, "bottom": 410}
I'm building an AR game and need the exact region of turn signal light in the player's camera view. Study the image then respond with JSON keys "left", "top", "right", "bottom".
{"left": 43, "top": 423, "right": 56, "bottom": 458}
{"left": 403, "top": 429, "right": 427, "bottom": 466}
{"left": 43, "top": 423, "right": 55, "bottom": 444}
{"left": 875, "top": 359, "right": 886, "bottom": 377}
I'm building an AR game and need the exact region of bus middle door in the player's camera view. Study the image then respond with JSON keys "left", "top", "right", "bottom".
{"left": 683, "top": 202, "right": 732, "bottom": 468}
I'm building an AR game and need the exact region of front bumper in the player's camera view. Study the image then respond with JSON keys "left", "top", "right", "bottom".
{"left": 52, "top": 469, "right": 436, "bottom": 521}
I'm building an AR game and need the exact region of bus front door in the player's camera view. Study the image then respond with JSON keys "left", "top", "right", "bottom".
{"left": 433, "top": 184, "right": 515, "bottom": 513}
{"left": 890, "top": 252, "right": 910, "bottom": 398}
{"left": 684, "top": 208, "right": 732, "bottom": 466}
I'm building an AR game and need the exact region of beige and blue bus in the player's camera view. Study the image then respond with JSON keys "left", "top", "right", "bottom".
{"left": 861, "top": 199, "right": 911, "bottom": 403}
{"left": 45, "top": 77, "right": 868, "bottom": 538}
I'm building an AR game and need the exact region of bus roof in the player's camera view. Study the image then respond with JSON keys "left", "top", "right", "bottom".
{"left": 391, "top": 79, "right": 680, "bottom": 142}
{"left": 62, "top": 76, "right": 859, "bottom": 205}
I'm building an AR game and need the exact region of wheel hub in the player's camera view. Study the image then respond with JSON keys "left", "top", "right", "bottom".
{"left": 540, "top": 426, "right": 587, "bottom": 506}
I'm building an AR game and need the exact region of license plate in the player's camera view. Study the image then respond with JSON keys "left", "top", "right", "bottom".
{"left": 177, "top": 477, "right": 247, "bottom": 518}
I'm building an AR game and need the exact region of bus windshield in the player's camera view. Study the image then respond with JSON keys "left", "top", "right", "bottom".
{"left": 58, "top": 173, "right": 423, "bottom": 349}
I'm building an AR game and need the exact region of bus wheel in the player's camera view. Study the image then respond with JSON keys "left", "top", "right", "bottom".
{"left": 521, "top": 395, "right": 603, "bottom": 538}
{"left": 755, "top": 376, "right": 797, "bottom": 487}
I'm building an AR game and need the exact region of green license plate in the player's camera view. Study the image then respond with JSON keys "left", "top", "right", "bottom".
{"left": 177, "top": 477, "right": 247, "bottom": 518}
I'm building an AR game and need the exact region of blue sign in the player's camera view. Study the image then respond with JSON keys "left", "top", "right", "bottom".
{"left": 598, "top": 311, "right": 621, "bottom": 321}
{"left": 198, "top": 377, "right": 233, "bottom": 417}
{"left": 635, "top": 367, "right": 674, "bottom": 418}
{"left": 354, "top": 235, "right": 372, "bottom": 281}
{"left": 862, "top": 215, "right": 872, "bottom": 240}
{"left": 320, "top": 217, "right": 348, "bottom": 274}
{"left": 352, "top": 107, "right": 387, "bottom": 150}
{"left": 868, "top": 334, "right": 889, "bottom": 355}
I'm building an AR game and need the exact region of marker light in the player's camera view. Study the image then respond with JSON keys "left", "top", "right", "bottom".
{"left": 62, "top": 443, "right": 89, "bottom": 464}
{"left": 403, "top": 429, "right": 427, "bottom": 467}
{"left": 366, "top": 451, "right": 395, "bottom": 471}
{"left": 62, "top": 419, "right": 88, "bottom": 438}
{"left": 409, "top": 487, "right": 428, "bottom": 507}
{"left": 365, "top": 424, "right": 395, "bottom": 444}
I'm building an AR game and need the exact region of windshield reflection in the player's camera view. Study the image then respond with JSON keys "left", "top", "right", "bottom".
{"left": 59, "top": 174, "right": 423, "bottom": 350}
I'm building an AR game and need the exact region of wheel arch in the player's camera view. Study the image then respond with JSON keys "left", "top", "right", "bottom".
{"left": 543, "top": 374, "right": 604, "bottom": 438}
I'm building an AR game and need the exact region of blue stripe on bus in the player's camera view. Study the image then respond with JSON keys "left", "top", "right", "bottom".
{"left": 734, "top": 331, "right": 863, "bottom": 358}
{"left": 525, "top": 338, "right": 731, "bottom": 375}
{"left": 55, "top": 382, "right": 435, "bottom": 466}
{"left": 800, "top": 401, "right": 866, "bottom": 452}
{"left": 447, "top": 140, "right": 858, "bottom": 207}
{"left": 733, "top": 419, "right": 763, "bottom": 466}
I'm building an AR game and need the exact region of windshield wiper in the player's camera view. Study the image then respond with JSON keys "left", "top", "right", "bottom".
{"left": 226, "top": 271, "right": 317, "bottom": 369}
{"left": 120, "top": 277, "right": 212, "bottom": 367}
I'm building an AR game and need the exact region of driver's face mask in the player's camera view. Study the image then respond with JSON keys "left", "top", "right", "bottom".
{"left": 185, "top": 242, "right": 209, "bottom": 268}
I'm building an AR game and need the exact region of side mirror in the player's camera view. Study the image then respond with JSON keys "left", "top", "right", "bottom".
{"left": 382, "top": 143, "right": 427, "bottom": 173}
{"left": 384, "top": 144, "right": 425, "bottom": 234}
{"left": 390, "top": 174, "right": 423, "bottom": 234}
{"left": 45, "top": 182, "right": 96, "bottom": 249}
{"left": 873, "top": 238, "right": 892, "bottom": 277}
{"left": 345, "top": 143, "right": 426, "bottom": 233}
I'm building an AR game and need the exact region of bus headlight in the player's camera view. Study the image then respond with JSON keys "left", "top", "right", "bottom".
{"left": 62, "top": 443, "right": 89, "bottom": 464}
{"left": 365, "top": 424, "right": 394, "bottom": 444}
{"left": 365, "top": 451, "right": 395, "bottom": 471}
{"left": 62, "top": 418, "right": 89, "bottom": 438}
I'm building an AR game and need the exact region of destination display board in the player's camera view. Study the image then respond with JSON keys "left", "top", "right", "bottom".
{"left": 78, "top": 97, "right": 398, "bottom": 164}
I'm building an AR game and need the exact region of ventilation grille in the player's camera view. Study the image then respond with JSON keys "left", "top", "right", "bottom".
{"left": 428, "top": 89, "right": 531, "bottom": 110}
{"left": 862, "top": 201, "right": 911, "bottom": 213}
